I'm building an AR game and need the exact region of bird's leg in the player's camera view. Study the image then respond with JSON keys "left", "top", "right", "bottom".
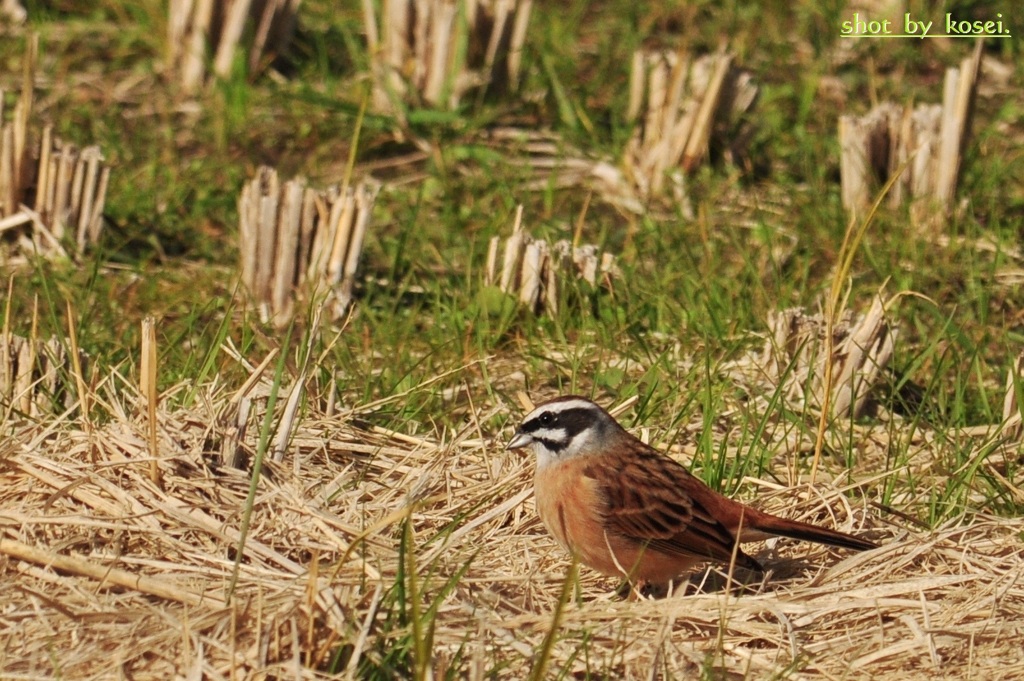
{"left": 634, "top": 580, "right": 670, "bottom": 599}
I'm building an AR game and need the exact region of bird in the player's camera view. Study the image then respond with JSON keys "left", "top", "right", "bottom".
{"left": 506, "top": 395, "right": 877, "bottom": 585}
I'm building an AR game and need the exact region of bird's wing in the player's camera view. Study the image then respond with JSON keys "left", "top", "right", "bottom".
{"left": 584, "top": 447, "right": 761, "bottom": 570}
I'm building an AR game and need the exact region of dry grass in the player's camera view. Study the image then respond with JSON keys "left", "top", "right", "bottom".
{"left": 1, "top": 2, "right": 1020, "bottom": 678}
{"left": 1, "top": 350, "right": 1022, "bottom": 680}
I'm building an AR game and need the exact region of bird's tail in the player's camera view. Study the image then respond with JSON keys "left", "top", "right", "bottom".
{"left": 742, "top": 508, "right": 878, "bottom": 552}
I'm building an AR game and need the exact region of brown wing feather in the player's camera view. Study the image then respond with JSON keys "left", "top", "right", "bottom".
{"left": 583, "top": 446, "right": 762, "bottom": 571}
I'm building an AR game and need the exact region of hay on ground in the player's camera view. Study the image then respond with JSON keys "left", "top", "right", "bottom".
{"left": 1, "top": 360, "right": 1022, "bottom": 679}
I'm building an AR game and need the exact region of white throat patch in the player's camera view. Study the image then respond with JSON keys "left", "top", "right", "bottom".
{"left": 518, "top": 398, "right": 605, "bottom": 469}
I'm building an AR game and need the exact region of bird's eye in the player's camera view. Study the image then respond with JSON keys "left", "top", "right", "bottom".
{"left": 538, "top": 412, "right": 553, "bottom": 425}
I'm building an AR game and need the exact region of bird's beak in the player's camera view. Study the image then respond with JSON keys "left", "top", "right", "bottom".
{"left": 505, "top": 430, "right": 532, "bottom": 451}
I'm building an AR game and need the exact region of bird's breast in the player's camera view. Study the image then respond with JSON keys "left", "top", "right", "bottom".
{"left": 534, "top": 458, "right": 606, "bottom": 559}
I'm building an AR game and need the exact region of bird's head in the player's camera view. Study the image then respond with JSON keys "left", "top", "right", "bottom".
{"left": 506, "top": 396, "right": 620, "bottom": 468}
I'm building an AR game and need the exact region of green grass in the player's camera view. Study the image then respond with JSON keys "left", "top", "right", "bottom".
{"left": 2, "top": 0, "right": 1020, "bottom": 491}
{"left": 2, "top": 0, "right": 1019, "bottom": 497}
{"left": 1, "top": 0, "right": 1022, "bottom": 676}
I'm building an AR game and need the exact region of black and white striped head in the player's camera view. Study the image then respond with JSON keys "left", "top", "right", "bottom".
{"left": 506, "top": 396, "right": 621, "bottom": 468}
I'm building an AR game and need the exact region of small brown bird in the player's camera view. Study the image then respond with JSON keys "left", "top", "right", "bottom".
{"left": 506, "top": 396, "right": 877, "bottom": 584}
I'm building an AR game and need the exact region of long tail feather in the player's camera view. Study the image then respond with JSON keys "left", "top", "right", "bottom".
{"left": 751, "top": 511, "right": 877, "bottom": 552}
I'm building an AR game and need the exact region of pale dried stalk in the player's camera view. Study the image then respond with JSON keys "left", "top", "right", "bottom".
{"left": 212, "top": 0, "right": 253, "bottom": 78}
{"left": 507, "top": 0, "right": 531, "bottom": 90}
{"left": 723, "top": 296, "right": 897, "bottom": 420}
{"left": 0, "top": 210, "right": 31, "bottom": 234}
{"left": 168, "top": 0, "right": 301, "bottom": 93}
{"left": 625, "top": 50, "right": 756, "bottom": 199}
{"left": 1, "top": 78, "right": 110, "bottom": 258}
{"left": 1, "top": 332, "right": 72, "bottom": 417}
{"left": 222, "top": 395, "right": 252, "bottom": 469}
{"left": 935, "top": 40, "right": 982, "bottom": 206}
{"left": 365, "top": 0, "right": 532, "bottom": 113}
{"left": 1002, "top": 351, "right": 1024, "bottom": 436}
{"left": 140, "top": 317, "right": 162, "bottom": 488}
{"left": 181, "top": 0, "right": 213, "bottom": 93}
{"left": 681, "top": 52, "right": 732, "bottom": 171}
{"left": 249, "top": 0, "right": 301, "bottom": 74}
{"left": 0, "top": 283, "right": 10, "bottom": 413}
{"left": 0, "top": 0, "right": 26, "bottom": 23}
{"left": 0, "top": 537, "right": 227, "bottom": 608}
{"left": 238, "top": 167, "right": 379, "bottom": 326}
{"left": 272, "top": 306, "right": 323, "bottom": 465}
{"left": 166, "top": 0, "right": 193, "bottom": 58}
{"left": 88, "top": 166, "right": 110, "bottom": 244}
{"left": 839, "top": 42, "right": 982, "bottom": 225}
{"left": 627, "top": 51, "right": 646, "bottom": 122}
{"left": 0, "top": 124, "right": 15, "bottom": 216}
{"left": 271, "top": 178, "right": 304, "bottom": 321}
{"left": 12, "top": 36, "right": 36, "bottom": 210}
{"left": 336, "top": 184, "right": 376, "bottom": 316}
{"left": 485, "top": 207, "right": 619, "bottom": 315}
{"left": 13, "top": 334, "right": 33, "bottom": 413}
{"left": 825, "top": 296, "right": 894, "bottom": 418}
{"left": 256, "top": 167, "right": 280, "bottom": 309}
{"left": 519, "top": 240, "right": 545, "bottom": 307}
{"left": 424, "top": 2, "right": 457, "bottom": 107}
{"left": 3, "top": 344, "right": 1024, "bottom": 678}
{"left": 0, "top": 40, "right": 34, "bottom": 219}
{"left": 327, "top": 187, "right": 356, "bottom": 286}
{"left": 839, "top": 104, "right": 899, "bottom": 218}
